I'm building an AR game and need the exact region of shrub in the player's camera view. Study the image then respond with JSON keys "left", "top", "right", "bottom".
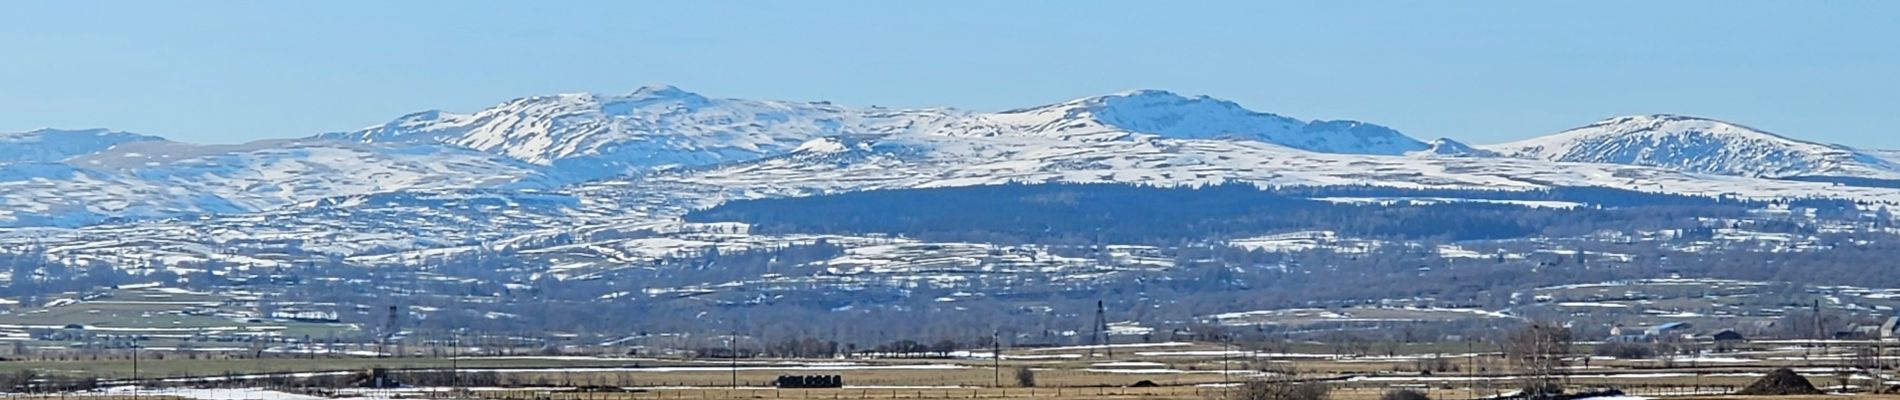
{"left": 1380, "top": 389, "right": 1431, "bottom": 400}
{"left": 1231, "top": 380, "right": 1330, "bottom": 400}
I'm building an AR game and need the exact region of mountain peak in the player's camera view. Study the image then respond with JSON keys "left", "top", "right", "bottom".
{"left": 1593, "top": 113, "right": 1734, "bottom": 127}
{"left": 1609, "top": 113, "right": 1704, "bottom": 122}
{"left": 329, "top": 87, "right": 1434, "bottom": 177}
{"left": 1069, "top": 89, "right": 1242, "bottom": 113}
{"left": 11, "top": 127, "right": 151, "bottom": 138}
{"left": 479, "top": 86, "right": 710, "bottom": 113}
{"left": 992, "top": 90, "right": 1426, "bottom": 155}
{"left": 625, "top": 84, "right": 700, "bottom": 100}
{"left": 595, "top": 85, "right": 713, "bottom": 112}
{"left": 1099, "top": 88, "right": 1214, "bottom": 102}
{"left": 1415, "top": 137, "right": 1497, "bottom": 157}
{"left": 321, "top": 86, "right": 958, "bottom": 177}
{"left": 1485, "top": 114, "right": 1893, "bottom": 178}
{"left": 1, "top": 128, "right": 168, "bottom": 164}
{"left": 999, "top": 89, "right": 1234, "bottom": 115}
{"left": 1511, "top": 114, "right": 1810, "bottom": 149}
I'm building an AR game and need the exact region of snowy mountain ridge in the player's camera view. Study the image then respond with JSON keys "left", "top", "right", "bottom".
{"left": 0, "top": 137, "right": 551, "bottom": 226}
{"left": 0, "top": 128, "right": 168, "bottom": 164}
{"left": 1483, "top": 114, "right": 1900, "bottom": 179}
{"left": 982, "top": 89, "right": 1427, "bottom": 154}
{"left": 6, "top": 87, "right": 1900, "bottom": 231}
{"left": 321, "top": 86, "right": 1900, "bottom": 184}
{"left": 1415, "top": 138, "right": 1497, "bottom": 158}
{"left": 8, "top": 87, "right": 1900, "bottom": 284}
{"left": 317, "top": 85, "right": 995, "bottom": 179}
{"left": 318, "top": 86, "right": 1430, "bottom": 179}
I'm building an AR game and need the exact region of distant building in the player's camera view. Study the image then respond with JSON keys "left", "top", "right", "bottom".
{"left": 1605, "top": 324, "right": 1644, "bottom": 342}
{"left": 1606, "top": 322, "right": 1696, "bottom": 343}
{"left": 1645, "top": 322, "right": 1693, "bottom": 339}
{"left": 1708, "top": 329, "right": 1748, "bottom": 352}
{"left": 1604, "top": 334, "right": 1650, "bottom": 343}
{"left": 270, "top": 309, "right": 341, "bottom": 323}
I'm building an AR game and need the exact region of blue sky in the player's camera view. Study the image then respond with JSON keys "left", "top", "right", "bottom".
{"left": 3, "top": 1, "right": 1897, "bottom": 147}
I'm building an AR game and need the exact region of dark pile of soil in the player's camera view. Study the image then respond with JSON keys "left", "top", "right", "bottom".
{"left": 1130, "top": 380, "right": 1160, "bottom": 387}
{"left": 1735, "top": 368, "right": 1823, "bottom": 395}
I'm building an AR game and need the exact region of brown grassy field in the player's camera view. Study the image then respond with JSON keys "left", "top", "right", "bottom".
{"left": 10, "top": 339, "right": 1898, "bottom": 400}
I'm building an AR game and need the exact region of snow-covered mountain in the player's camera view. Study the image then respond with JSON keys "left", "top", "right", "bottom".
{"left": 25, "top": 120, "right": 1900, "bottom": 280}
{"left": 0, "top": 128, "right": 166, "bottom": 164}
{"left": 320, "top": 87, "right": 1428, "bottom": 179}
{"left": 1414, "top": 138, "right": 1497, "bottom": 157}
{"left": 1483, "top": 114, "right": 1900, "bottom": 179}
{"left": 317, "top": 85, "right": 995, "bottom": 179}
{"left": 669, "top": 129, "right": 1900, "bottom": 203}
{"left": 0, "top": 136, "right": 550, "bottom": 226}
{"left": 10, "top": 86, "right": 1900, "bottom": 291}
{"left": 13, "top": 89, "right": 1900, "bottom": 234}
{"left": 982, "top": 90, "right": 1427, "bottom": 154}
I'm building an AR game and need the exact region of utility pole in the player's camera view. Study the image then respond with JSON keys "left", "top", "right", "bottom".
{"left": 1093, "top": 300, "right": 1112, "bottom": 358}
{"left": 992, "top": 330, "right": 1001, "bottom": 387}
{"left": 450, "top": 333, "right": 460, "bottom": 399}
{"left": 1466, "top": 340, "right": 1476, "bottom": 399}
{"left": 729, "top": 331, "right": 738, "bottom": 389}
{"left": 1816, "top": 299, "right": 1826, "bottom": 357}
{"left": 1217, "top": 316, "right": 1231, "bottom": 385}
{"left": 380, "top": 305, "right": 400, "bottom": 358}
{"left": 132, "top": 339, "right": 140, "bottom": 400}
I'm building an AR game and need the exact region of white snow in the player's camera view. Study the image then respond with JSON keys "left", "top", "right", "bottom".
{"left": 99, "top": 387, "right": 325, "bottom": 400}
{"left": 1484, "top": 114, "right": 1900, "bottom": 179}
{"left": 12, "top": 87, "right": 1900, "bottom": 289}
{"left": 1557, "top": 302, "right": 1632, "bottom": 308}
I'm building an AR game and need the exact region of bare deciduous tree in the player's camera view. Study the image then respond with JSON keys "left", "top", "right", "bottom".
{"left": 1380, "top": 389, "right": 1431, "bottom": 400}
{"left": 1013, "top": 366, "right": 1036, "bottom": 388}
{"left": 1502, "top": 322, "right": 1572, "bottom": 397}
{"left": 1230, "top": 380, "right": 1331, "bottom": 400}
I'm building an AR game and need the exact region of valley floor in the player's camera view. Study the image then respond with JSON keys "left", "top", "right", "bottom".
{"left": 10, "top": 340, "right": 1900, "bottom": 400}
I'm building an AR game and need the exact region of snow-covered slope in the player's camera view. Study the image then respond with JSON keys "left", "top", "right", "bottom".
{"left": 975, "top": 90, "right": 1426, "bottom": 154}
{"left": 1414, "top": 138, "right": 1497, "bottom": 157}
{"left": 1861, "top": 149, "right": 1900, "bottom": 166}
{"left": 5, "top": 87, "right": 1418, "bottom": 228}
{"left": 667, "top": 130, "right": 1900, "bottom": 203}
{"left": 12, "top": 89, "right": 1900, "bottom": 283}
{"left": 25, "top": 125, "right": 1900, "bottom": 280}
{"left": 318, "top": 85, "right": 992, "bottom": 179}
{"left": 1484, "top": 114, "right": 1900, "bottom": 179}
{"left": 321, "top": 87, "right": 1427, "bottom": 179}
{"left": 0, "top": 128, "right": 167, "bottom": 163}
{"left": 0, "top": 139, "right": 550, "bottom": 226}
{"left": 40, "top": 124, "right": 1898, "bottom": 279}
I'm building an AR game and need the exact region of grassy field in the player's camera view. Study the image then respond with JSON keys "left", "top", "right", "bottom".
{"left": 0, "top": 357, "right": 725, "bottom": 380}
{"left": 0, "top": 287, "right": 355, "bottom": 339}
{"left": 6, "top": 338, "right": 1897, "bottom": 400}
{"left": 24, "top": 390, "right": 1900, "bottom": 400}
